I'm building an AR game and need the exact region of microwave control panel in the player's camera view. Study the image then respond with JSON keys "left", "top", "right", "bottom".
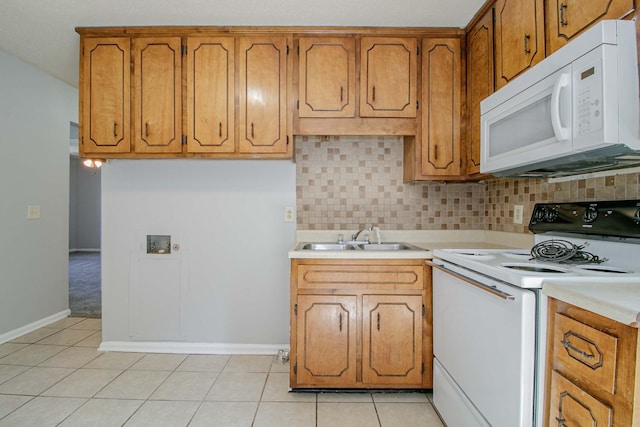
{"left": 573, "top": 47, "right": 604, "bottom": 137}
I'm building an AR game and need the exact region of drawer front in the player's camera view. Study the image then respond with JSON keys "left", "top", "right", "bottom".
{"left": 297, "top": 264, "right": 424, "bottom": 290}
{"left": 548, "top": 370, "right": 612, "bottom": 427}
{"left": 553, "top": 313, "right": 618, "bottom": 394}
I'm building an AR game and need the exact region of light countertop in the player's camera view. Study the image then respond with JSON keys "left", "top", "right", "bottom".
{"left": 543, "top": 279, "right": 640, "bottom": 327}
{"left": 289, "top": 230, "right": 534, "bottom": 259}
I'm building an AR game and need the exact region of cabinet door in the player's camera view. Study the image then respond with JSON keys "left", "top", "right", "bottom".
{"left": 186, "top": 37, "right": 235, "bottom": 154}
{"left": 494, "top": 0, "right": 545, "bottom": 89}
{"left": 360, "top": 37, "right": 417, "bottom": 118}
{"left": 362, "top": 295, "right": 423, "bottom": 386}
{"left": 466, "top": 10, "right": 494, "bottom": 176}
{"left": 420, "top": 38, "right": 462, "bottom": 177}
{"left": 238, "top": 36, "right": 289, "bottom": 155}
{"left": 133, "top": 37, "right": 182, "bottom": 154}
{"left": 296, "top": 295, "right": 357, "bottom": 387}
{"left": 298, "top": 37, "right": 356, "bottom": 118}
{"left": 548, "top": 371, "right": 613, "bottom": 427}
{"left": 546, "top": 0, "right": 635, "bottom": 54}
{"left": 80, "top": 38, "right": 131, "bottom": 155}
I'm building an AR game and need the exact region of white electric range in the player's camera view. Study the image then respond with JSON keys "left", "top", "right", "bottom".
{"left": 431, "top": 200, "right": 640, "bottom": 427}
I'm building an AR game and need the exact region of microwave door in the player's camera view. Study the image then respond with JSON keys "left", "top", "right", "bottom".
{"left": 481, "top": 66, "right": 573, "bottom": 174}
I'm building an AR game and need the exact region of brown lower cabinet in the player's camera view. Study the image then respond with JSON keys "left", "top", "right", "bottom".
{"left": 290, "top": 259, "right": 432, "bottom": 389}
{"left": 545, "top": 299, "right": 640, "bottom": 426}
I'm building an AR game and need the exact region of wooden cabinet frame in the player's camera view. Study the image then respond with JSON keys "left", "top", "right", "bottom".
{"left": 290, "top": 258, "right": 432, "bottom": 389}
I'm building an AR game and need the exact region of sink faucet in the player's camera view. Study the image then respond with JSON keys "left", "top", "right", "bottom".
{"left": 372, "top": 227, "right": 382, "bottom": 244}
{"left": 352, "top": 226, "right": 372, "bottom": 243}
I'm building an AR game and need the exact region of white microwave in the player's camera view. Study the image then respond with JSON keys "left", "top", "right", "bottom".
{"left": 481, "top": 20, "right": 640, "bottom": 177}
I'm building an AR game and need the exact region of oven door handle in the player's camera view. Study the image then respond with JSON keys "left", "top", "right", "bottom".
{"left": 427, "top": 261, "right": 516, "bottom": 301}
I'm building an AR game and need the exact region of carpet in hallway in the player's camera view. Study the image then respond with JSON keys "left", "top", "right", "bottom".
{"left": 69, "top": 251, "right": 101, "bottom": 318}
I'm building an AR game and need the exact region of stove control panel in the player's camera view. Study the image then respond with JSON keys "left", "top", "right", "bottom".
{"left": 529, "top": 200, "right": 640, "bottom": 239}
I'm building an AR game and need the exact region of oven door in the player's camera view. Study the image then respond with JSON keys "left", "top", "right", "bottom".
{"left": 431, "top": 260, "right": 536, "bottom": 427}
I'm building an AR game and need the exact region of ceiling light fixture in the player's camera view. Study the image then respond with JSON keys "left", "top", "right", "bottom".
{"left": 82, "top": 158, "right": 106, "bottom": 168}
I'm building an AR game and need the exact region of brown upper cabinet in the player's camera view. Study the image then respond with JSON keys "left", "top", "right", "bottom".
{"left": 80, "top": 37, "right": 131, "bottom": 155}
{"left": 494, "top": 0, "right": 545, "bottom": 89}
{"left": 546, "top": 0, "right": 636, "bottom": 54}
{"left": 297, "top": 37, "right": 356, "bottom": 118}
{"left": 185, "top": 37, "right": 235, "bottom": 154}
{"left": 360, "top": 37, "right": 418, "bottom": 118}
{"left": 466, "top": 7, "right": 494, "bottom": 177}
{"left": 419, "top": 38, "right": 462, "bottom": 177}
{"left": 132, "top": 37, "right": 183, "bottom": 154}
{"left": 238, "top": 36, "right": 291, "bottom": 155}
{"left": 403, "top": 37, "right": 463, "bottom": 181}
{"left": 77, "top": 28, "right": 293, "bottom": 159}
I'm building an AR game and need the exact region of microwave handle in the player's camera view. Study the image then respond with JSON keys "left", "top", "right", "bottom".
{"left": 551, "top": 73, "right": 570, "bottom": 141}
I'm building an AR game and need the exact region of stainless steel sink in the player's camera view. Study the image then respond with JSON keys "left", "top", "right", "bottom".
{"left": 297, "top": 243, "right": 357, "bottom": 251}
{"left": 361, "top": 243, "right": 423, "bottom": 251}
{"left": 296, "top": 242, "right": 425, "bottom": 251}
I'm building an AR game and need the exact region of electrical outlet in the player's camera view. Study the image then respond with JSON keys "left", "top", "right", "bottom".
{"left": 513, "top": 205, "right": 524, "bottom": 224}
{"left": 27, "top": 205, "right": 40, "bottom": 220}
{"left": 284, "top": 207, "right": 295, "bottom": 223}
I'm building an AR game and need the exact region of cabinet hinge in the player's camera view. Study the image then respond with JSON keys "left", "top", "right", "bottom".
{"left": 294, "top": 303, "right": 298, "bottom": 315}
{"left": 417, "top": 46, "right": 420, "bottom": 56}
{"left": 293, "top": 362, "right": 297, "bottom": 375}
{"left": 182, "top": 135, "right": 187, "bottom": 145}
{"left": 416, "top": 100, "right": 419, "bottom": 110}
{"left": 422, "top": 304, "right": 425, "bottom": 316}
{"left": 286, "top": 45, "right": 290, "bottom": 55}
{"left": 181, "top": 45, "right": 187, "bottom": 56}
{"left": 297, "top": 45, "right": 299, "bottom": 55}
{"left": 297, "top": 100, "right": 299, "bottom": 110}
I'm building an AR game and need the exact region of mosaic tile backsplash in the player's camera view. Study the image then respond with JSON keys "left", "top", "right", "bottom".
{"left": 296, "top": 136, "right": 486, "bottom": 230}
{"left": 296, "top": 136, "right": 640, "bottom": 234}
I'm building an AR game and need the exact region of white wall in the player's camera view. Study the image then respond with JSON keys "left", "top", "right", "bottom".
{"left": 102, "top": 160, "right": 296, "bottom": 346}
{"left": 0, "top": 50, "right": 77, "bottom": 336}
{"left": 69, "top": 156, "right": 101, "bottom": 251}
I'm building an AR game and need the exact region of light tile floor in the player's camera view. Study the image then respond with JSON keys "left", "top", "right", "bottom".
{"left": 0, "top": 317, "right": 444, "bottom": 426}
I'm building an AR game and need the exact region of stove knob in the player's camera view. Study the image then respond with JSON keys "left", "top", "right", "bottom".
{"left": 545, "top": 208, "right": 558, "bottom": 222}
{"left": 583, "top": 206, "right": 598, "bottom": 223}
{"left": 533, "top": 207, "right": 546, "bottom": 223}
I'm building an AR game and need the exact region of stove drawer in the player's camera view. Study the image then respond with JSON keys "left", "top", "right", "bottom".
{"left": 553, "top": 313, "right": 618, "bottom": 394}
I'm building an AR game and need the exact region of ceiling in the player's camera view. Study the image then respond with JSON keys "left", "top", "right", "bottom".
{"left": 0, "top": 0, "right": 484, "bottom": 88}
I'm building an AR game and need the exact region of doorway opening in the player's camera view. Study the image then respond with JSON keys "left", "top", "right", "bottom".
{"left": 69, "top": 122, "right": 102, "bottom": 317}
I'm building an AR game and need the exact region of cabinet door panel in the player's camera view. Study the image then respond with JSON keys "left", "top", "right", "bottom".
{"left": 186, "top": 37, "right": 235, "bottom": 153}
{"left": 546, "top": 0, "right": 635, "bottom": 54}
{"left": 296, "top": 295, "right": 357, "bottom": 386}
{"left": 495, "top": 0, "right": 545, "bottom": 89}
{"left": 548, "top": 371, "right": 612, "bottom": 427}
{"left": 298, "top": 37, "right": 356, "bottom": 117}
{"left": 133, "top": 37, "right": 182, "bottom": 153}
{"left": 360, "top": 37, "right": 417, "bottom": 118}
{"left": 81, "top": 38, "right": 131, "bottom": 155}
{"left": 466, "top": 11, "right": 494, "bottom": 175}
{"left": 421, "top": 38, "right": 461, "bottom": 177}
{"left": 238, "top": 37, "right": 289, "bottom": 154}
{"left": 362, "top": 295, "right": 423, "bottom": 385}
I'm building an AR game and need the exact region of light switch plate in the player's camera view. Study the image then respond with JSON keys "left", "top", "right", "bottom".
{"left": 27, "top": 205, "right": 40, "bottom": 220}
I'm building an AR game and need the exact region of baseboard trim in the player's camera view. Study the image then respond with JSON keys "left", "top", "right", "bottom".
{"left": 99, "top": 341, "right": 289, "bottom": 355}
{"left": 0, "top": 309, "right": 72, "bottom": 344}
